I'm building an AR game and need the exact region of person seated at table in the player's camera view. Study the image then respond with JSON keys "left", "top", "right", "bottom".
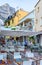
{"left": 30, "top": 40, "right": 33, "bottom": 46}
{"left": 24, "top": 40, "right": 28, "bottom": 49}
{"left": 0, "top": 37, "right": 5, "bottom": 47}
{"left": 11, "top": 38, "right": 16, "bottom": 46}
{"left": 16, "top": 38, "right": 20, "bottom": 46}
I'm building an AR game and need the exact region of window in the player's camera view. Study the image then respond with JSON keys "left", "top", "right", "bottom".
{"left": 25, "top": 25, "right": 26, "bottom": 26}
{"left": 28, "top": 23, "right": 33, "bottom": 30}
{"left": 40, "top": 17, "right": 42, "bottom": 26}
{"left": 37, "top": 7, "right": 39, "bottom": 12}
{"left": 36, "top": 35, "right": 40, "bottom": 43}
{"left": 36, "top": 19, "right": 38, "bottom": 24}
{"left": 29, "top": 23, "right": 32, "bottom": 27}
{"left": 8, "top": 21, "right": 10, "bottom": 26}
{"left": 12, "top": 18, "right": 14, "bottom": 24}
{"left": 4, "top": 22, "right": 7, "bottom": 26}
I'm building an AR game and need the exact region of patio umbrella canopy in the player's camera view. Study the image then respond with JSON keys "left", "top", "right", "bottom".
{"left": 0, "top": 26, "right": 42, "bottom": 37}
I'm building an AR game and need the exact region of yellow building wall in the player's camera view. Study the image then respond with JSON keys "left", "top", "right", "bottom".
{"left": 10, "top": 19, "right": 13, "bottom": 26}
{"left": 5, "top": 9, "right": 28, "bottom": 27}
{"left": 13, "top": 16, "right": 19, "bottom": 26}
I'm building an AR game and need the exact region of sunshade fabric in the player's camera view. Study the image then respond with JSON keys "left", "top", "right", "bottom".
{"left": 0, "top": 26, "right": 42, "bottom": 37}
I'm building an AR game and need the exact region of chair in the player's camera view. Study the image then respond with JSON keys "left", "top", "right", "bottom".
{"left": 40, "top": 60, "right": 42, "bottom": 65}
{"left": 5, "top": 48, "right": 9, "bottom": 52}
{"left": 2, "top": 53, "right": 7, "bottom": 60}
{"left": 25, "top": 51, "right": 34, "bottom": 58}
{"left": 18, "top": 47, "right": 24, "bottom": 52}
{"left": 13, "top": 62, "right": 18, "bottom": 65}
{"left": 14, "top": 52, "right": 21, "bottom": 59}
{"left": 22, "top": 60, "right": 33, "bottom": 65}
{"left": 9, "top": 48, "right": 15, "bottom": 52}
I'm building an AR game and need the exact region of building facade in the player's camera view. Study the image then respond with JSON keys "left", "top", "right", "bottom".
{"left": 17, "top": 10, "right": 35, "bottom": 43}
{"left": 5, "top": 9, "right": 28, "bottom": 27}
{"left": 35, "top": 0, "right": 42, "bottom": 46}
{"left": 17, "top": 10, "right": 34, "bottom": 31}
{"left": 35, "top": 0, "right": 42, "bottom": 32}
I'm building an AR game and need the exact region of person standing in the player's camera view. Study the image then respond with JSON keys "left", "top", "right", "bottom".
{"left": 24, "top": 40, "right": 28, "bottom": 49}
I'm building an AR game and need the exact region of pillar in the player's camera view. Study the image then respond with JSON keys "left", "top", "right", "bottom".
{"left": 40, "top": 35, "right": 42, "bottom": 46}
{"left": 23, "top": 22, "right": 25, "bottom": 27}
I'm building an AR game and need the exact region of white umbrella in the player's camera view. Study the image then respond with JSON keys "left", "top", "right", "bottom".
{"left": 0, "top": 27, "right": 37, "bottom": 37}
{"left": 0, "top": 26, "right": 41, "bottom": 37}
{"left": 0, "top": 19, "right": 4, "bottom": 26}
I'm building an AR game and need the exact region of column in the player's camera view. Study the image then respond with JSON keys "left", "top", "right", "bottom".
{"left": 23, "top": 22, "right": 25, "bottom": 27}
{"left": 40, "top": 35, "right": 42, "bottom": 46}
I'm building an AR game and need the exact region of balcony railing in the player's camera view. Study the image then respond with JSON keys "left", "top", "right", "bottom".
{"left": 21, "top": 26, "right": 33, "bottom": 31}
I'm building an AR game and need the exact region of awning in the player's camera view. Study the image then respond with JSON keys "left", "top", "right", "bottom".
{"left": 0, "top": 26, "right": 42, "bottom": 37}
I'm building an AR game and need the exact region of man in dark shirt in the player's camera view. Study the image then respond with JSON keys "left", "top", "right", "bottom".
{"left": 24, "top": 40, "right": 28, "bottom": 49}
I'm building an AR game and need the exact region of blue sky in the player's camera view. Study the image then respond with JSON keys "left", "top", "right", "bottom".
{"left": 0, "top": 0, "right": 39, "bottom": 12}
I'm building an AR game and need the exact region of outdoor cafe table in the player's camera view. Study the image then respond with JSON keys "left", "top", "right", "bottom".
{"left": 14, "top": 52, "right": 22, "bottom": 65}
{"left": 5, "top": 48, "right": 15, "bottom": 52}
{"left": 0, "top": 60, "right": 12, "bottom": 65}
{"left": 20, "top": 51, "right": 42, "bottom": 65}
{"left": 17, "top": 47, "right": 25, "bottom": 52}
{"left": 0, "top": 54, "right": 3, "bottom": 60}
{"left": 10, "top": 51, "right": 42, "bottom": 65}
{"left": 0, "top": 53, "right": 12, "bottom": 65}
{"left": 13, "top": 52, "right": 34, "bottom": 65}
{"left": 0, "top": 53, "right": 7, "bottom": 65}
{"left": 14, "top": 56, "right": 35, "bottom": 65}
{"left": 14, "top": 59, "right": 22, "bottom": 65}
{"left": 25, "top": 55, "right": 42, "bottom": 65}
{"left": 0, "top": 52, "right": 7, "bottom": 59}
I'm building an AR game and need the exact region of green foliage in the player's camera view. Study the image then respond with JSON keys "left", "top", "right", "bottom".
{"left": 11, "top": 28, "right": 16, "bottom": 30}
{"left": 5, "top": 20, "right": 8, "bottom": 23}
{"left": 28, "top": 36, "right": 35, "bottom": 44}
{"left": 5, "top": 26, "right": 8, "bottom": 28}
